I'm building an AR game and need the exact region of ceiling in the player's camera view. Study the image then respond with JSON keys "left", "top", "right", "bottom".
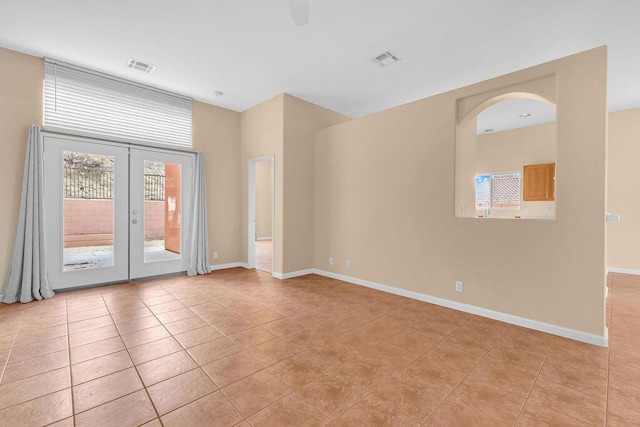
{"left": 0, "top": 1, "right": 638, "bottom": 119}
{"left": 476, "top": 98, "right": 556, "bottom": 135}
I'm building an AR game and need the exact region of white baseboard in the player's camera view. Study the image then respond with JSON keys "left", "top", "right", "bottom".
{"left": 608, "top": 267, "right": 640, "bottom": 276}
{"left": 272, "top": 269, "right": 314, "bottom": 280}
{"left": 312, "top": 269, "right": 608, "bottom": 348}
{"left": 210, "top": 262, "right": 250, "bottom": 271}
{"left": 256, "top": 237, "right": 273, "bottom": 241}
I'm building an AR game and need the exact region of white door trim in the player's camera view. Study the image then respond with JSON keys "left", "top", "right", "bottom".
{"left": 129, "top": 148, "right": 194, "bottom": 279}
{"left": 248, "top": 154, "right": 275, "bottom": 273}
{"left": 43, "top": 132, "right": 196, "bottom": 289}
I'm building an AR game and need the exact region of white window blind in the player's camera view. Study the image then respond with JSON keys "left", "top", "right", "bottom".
{"left": 44, "top": 59, "right": 192, "bottom": 150}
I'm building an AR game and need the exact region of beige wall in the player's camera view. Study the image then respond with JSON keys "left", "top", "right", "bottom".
{"left": 476, "top": 122, "right": 556, "bottom": 218}
{"left": 282, "top": 95, "right": 350, "bottom": 273}
{"left": 607, "top": 108, "right": 640, "bottom": 271}
{"left": 239, "top": 94, "right": 348, "bottom": 274}
{"left": 240, "top": 95, "right": 285, "bottom": 273}
{"left": 314, "top": 47, "right": 608, "bottom": 337}
{"left": 0, "top": 47, "right": 43, "bottom": 296}
{"left": 192, "top": 101, "right": 242, "bottom": 267}
{"left": 474, "top": 108, "right": 640, "bottom": 270}
{"left": 255, "top": 159, "right": 273, "bottom": 239}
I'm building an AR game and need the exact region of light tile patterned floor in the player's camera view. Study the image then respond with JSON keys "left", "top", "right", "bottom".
{"left": 0, "top": 269, "right": 637, "bottom": 426}
{"left": 255, "top": 240, "right": 272, "bottom": 273}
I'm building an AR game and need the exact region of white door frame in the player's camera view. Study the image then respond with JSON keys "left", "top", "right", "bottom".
{"left": 43, "top": 131, "right": 195, "bottom": 289}
{"left": 248, "top": 154, "right": 275, "bottom": 273}
{"left": 129, "top": 148, "right": 194, "bottom": 279}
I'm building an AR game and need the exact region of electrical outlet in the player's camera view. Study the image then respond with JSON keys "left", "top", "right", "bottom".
{"left": 456, "top": 281, "right": 463, "bottom": 292}
{"left": 346, "top": 260, "right": 351, "bottom": 269}
{"left": 213, "top": 252, "right": 218, "bottom": 259}
{"left": 329, "top": 257, "right": 334, "bottom": 265}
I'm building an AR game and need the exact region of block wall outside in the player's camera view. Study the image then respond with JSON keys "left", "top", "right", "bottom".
{"left": 63, "top": 199, "right": 164, "bottom": 247}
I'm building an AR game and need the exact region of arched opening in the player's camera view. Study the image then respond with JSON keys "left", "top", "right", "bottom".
{"left": 455, "top": 92, "right": 557, "bottom": 219}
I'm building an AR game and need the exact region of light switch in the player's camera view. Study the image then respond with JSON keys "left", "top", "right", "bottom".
{"left": 606, "top": 213, "right": 621, "bottom": 223}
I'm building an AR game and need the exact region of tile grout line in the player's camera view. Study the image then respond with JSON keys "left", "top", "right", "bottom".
{"left": 64, "top": 296, "right": 75, "bottom": 424}
{"left": 72, "top": 290, "right": 168, "bottom": 425}
{"left": 282, "top": 322, "right": 454, "bottom": 424}
{"left": 1, "top": 305, "right": 70, "bottom": 411}
{"left": 605, "top": 273, "right": 615, "bottom": 427}
{"left": 141, "top": 280, "right": 261, "bottom": 425}
{"left": 261, "top": 307, "right": 445, "bottom": 422}
{"left": 0, "top": 308, "right": 25, "bottom": 385}
{"left": 338, "top": 332, "right": 453, "bottom": 424}
{"left": 0, "top": 284, "right": 196, "bottom": 422}
{"left": 2, "top": 330, "right": 69, "bottom": 368}
{"left": 161, "top": 280, "right": 334, "bottom": 424}
{"left": 422, "top": 324, "right": 512, "bottom": 425}
{"left": 512, "top": 336, "right": 557, "bottom": 426}
{"left": 150, "top": 282, "right": 228, "bottom": 426}
{"left": 104, "top": 288, "right": 164, "bottom": 425}
{"left": 218, "top": 382, "right": 250, "bottom": 424}
{"left": 1, "top": 271, "right": 628, "bottom": 425}
{"left": 161, "top": 280, "right": 293, "bottom": 426}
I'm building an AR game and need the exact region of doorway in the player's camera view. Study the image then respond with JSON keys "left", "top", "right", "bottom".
{"left": 248, "top": 155, "right": 274, "bottom": 273}
{"left": 43, "top": 134, "right": 193, "bottom": 290}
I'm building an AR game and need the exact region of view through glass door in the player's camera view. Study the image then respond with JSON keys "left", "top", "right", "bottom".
{"left": 129, "top": 148, "right": 192, "bottom": 279}
{"left": 43, "top": 135, "right": 193, "bottom": 290}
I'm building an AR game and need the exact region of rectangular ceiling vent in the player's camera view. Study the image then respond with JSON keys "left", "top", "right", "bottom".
{"left": 372, "top": 51, "right": 400, "bottom": 67}
{"left": 127, "top": 58, "right": 156, "bottom": 74}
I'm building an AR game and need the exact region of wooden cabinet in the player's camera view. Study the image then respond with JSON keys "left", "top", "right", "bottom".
{"left": 523, "top": 163, "right": 555, "bottom": 201}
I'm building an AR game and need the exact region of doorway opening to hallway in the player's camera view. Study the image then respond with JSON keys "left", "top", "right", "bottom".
{"left": 248, "top": 154, "right": 274, "bottom": 273}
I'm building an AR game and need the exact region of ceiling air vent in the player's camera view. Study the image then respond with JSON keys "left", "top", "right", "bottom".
{"left": 372, "top": 51, "right": 400, "bottom": 67}
{"left": 127, "top": 58, "right": 156, "bottom": 74}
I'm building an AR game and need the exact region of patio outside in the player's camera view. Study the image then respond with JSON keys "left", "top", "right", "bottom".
{"left": 63, "top": 153, "right": 180, "bottom": 271}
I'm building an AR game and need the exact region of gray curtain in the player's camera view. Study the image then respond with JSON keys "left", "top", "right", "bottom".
{"left": 187, "top": 152, "right": 212, "bottom": 276}
{"left": 3, "top": 125, "right": 55, "bottom": 303}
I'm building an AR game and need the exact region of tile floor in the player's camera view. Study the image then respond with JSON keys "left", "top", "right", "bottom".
{"left": 0, "top": 269, "right": 637, "bottom": 426}
{"left": 255, "top": 240, "right": 272, "bottom": 274}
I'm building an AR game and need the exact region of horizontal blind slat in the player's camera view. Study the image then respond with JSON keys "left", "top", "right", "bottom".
{"left": 44, "top": 60, "right": 192, "bottom": 150}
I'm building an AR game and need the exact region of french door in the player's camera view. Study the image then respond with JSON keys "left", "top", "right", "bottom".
{"left": 43, "top": 134, "right": 193, "bottom": 290}
{"left": 129, "top": 148, "right": 192, "bottom": 279}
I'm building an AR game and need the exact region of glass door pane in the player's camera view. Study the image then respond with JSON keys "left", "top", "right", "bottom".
{"left": 63, "top": 151, "right": 115, "bottom": 271}
{"left": 143, "top": 161, "right": 182, "bottom": 263}
{"left": 130, "top": 149, "right": 192, "bottom": 279}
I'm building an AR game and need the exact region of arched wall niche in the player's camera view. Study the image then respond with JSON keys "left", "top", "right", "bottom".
{"left": 457, "top": 74, "right": 557, "bottom": 123}
{"left": 455, "top": 75, "right": 558, "bottom": 219}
